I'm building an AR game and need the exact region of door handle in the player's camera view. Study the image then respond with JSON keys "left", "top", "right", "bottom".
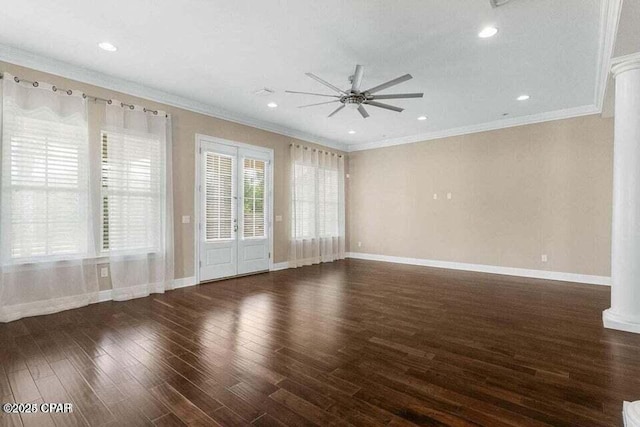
{"left": 234, "top": 224, "right": 238, "bottom": 232}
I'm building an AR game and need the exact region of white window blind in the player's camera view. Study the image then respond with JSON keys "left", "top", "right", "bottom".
{"left": 101, "top": 130, "right": 163, "bottom": 252}
{"left": 205, "top": 152, "right": 234, "bottom": 240}
{"left": 2, "top": 113, "right": 89, "bottom": 261}
{"left": 292, "top": 164, "right": 340, "bottom": 240}
{"left": 243, "top": 158, "right": 266, "bottom": 238}
{"left": 318, "top": 168, "right": 339, "bottom": 238}
{"left": 292, "top": 164, "right": 317, "bottom": 239}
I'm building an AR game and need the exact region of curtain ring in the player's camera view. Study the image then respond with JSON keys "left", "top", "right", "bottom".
{"left": 32, "top": 82, "right": 39, "bottom": 88}
{"left": 82, "top": 93, "right": 87, "bottom": 99}
{"left": 66, "top": 90, "right": 73, "bottom": 95}
{"left": 13, "top": 76, "right": 19, "bottom": 83}
{"left": 52, "top": 86, "right": 57, "bottom": 92}
{"left": 129, "top": 104, "right": 134, "bottom": 110}
{"left": 120, "top": 102, "right": 125, "bottom": 108}
{"left": 107, "top": 99, "right": 113, "bottom": 105}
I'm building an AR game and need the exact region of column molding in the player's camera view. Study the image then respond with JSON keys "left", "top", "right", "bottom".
{"left": 611, "top": 56, "right": 640, "bottom": 77}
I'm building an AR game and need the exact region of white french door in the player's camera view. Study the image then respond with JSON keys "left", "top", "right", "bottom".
{"left": 198, "top": 138, "right": 271, "bottom": 282}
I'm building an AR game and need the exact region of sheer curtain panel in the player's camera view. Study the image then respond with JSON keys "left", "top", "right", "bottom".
{"left": 0, "top": 74, "right": 99, "bottom": 322}
{"left": 289, "top": 144, "right": 345, "bottom": 267}
{"left": 102, "top": 101, "right": 174, "bottom": 300}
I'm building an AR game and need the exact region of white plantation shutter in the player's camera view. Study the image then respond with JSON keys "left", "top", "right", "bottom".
{"left": 205, "top": 152, "right": 234, "bottom": 240}
{"left": 243, "top": 158, "right": 266, "bottom": 238}
{"left": 2, "top": 90, "right": 89, "bottom": 261}
{"left": 101, "top": 130, "right": 163, "bottom": 252}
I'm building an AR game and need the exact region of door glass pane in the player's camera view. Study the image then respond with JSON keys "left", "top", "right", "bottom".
{"left": 205, "top": 152, "right": 233, "bottom": 240}
{"left": 243, "top": 158, "right": 266, "bottom": 238}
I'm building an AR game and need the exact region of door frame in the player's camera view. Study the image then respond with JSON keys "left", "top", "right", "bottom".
{"left": 194, "top": 133, "right": 275, "bottom": 284}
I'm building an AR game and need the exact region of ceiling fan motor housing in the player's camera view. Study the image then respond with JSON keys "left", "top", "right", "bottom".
{"left": 342, "top": 93, "right": 367, "bottom": 106}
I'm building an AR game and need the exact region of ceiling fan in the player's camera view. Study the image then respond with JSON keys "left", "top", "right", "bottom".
{"left": 286, "top": 65, "right": 423, "bottom": 118}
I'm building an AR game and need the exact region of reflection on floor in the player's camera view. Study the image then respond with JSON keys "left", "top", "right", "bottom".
{"left": 1, "top": 259, "right": 638, "bottom": 426}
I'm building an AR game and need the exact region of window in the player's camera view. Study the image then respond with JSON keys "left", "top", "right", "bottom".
{"left": 2, "top": 112, "right": 89, "bottom": 261}
{"left": 291, "top": 164, "right": 340, "bottom": 239}
{"left": 204, "top": 152, "right": 234, "bottom": 241}
{"left": 101, "top": 130, "right": 163, "bottom": 252}
{"left": 292, "top": 164, "right": 317, "bottom": 239}
{"left": 318, "top": 168, "right": 339, "bottom": 238}
{"left": 243, "top": 158, "right": 266, "bottom": 238}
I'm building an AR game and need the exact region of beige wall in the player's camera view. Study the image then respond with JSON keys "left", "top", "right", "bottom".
{"left": 0, "top": 61, "right": 346, "bottom": 282}
{"left": 347, "top": 115, "right": 614, "bottom": 276}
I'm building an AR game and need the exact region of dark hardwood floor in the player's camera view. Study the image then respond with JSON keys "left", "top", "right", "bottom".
{"left": 1, "top": 259, "right": 639, "bottom": 427}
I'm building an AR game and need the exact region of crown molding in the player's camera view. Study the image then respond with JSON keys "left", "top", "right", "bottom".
{"left": 0, "top": 44, "right": 348, "bottom": 152}
{"left": 594, "top": 0, "right": 623, "bottom": 111}
{"left": 346, "top": 104, "right": 600, "bottom": 152}
{"left": 1, "top": 0, "right": 619, "bottom": 158}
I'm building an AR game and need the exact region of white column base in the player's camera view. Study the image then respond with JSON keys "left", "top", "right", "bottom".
{"left": 603, "top": 309, "right": 640, "bottom": 334}
{"left": 624, "top": 401, "right": 640, "bottom": 427}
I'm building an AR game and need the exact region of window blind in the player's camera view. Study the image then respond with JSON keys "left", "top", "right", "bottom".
{"left": 318, "top": 168, "right": 339, "bottom": 238}
{"left": 243, "top": 158, "right": 266, "bottom": 238}
{"left": 205, "top": 152, "right": 234, "bottom": 240}
{"left": 292, "top": 164, "right": 318, "bottom": 239}
{"left": 3, "top": 113, "right": 89, "bottom": 260}
{"left": 101, "top": 130, "right": 163, "bottom": 252}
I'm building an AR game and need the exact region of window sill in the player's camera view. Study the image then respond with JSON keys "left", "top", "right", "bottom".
{"left": 3, "top": 251, "right": 161, "bottom": 270}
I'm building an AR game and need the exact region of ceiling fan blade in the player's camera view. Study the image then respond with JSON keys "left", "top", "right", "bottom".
{"left": 370, "top": 93, "right": 423, "bottom": 100}
{"left": 351, "top": 65, "right": 364, "bottom": 92}
{"left": 305, "top": 73, "right": 346, "bottom": 94}
{"left": 298, "top": 100, "right": 339, "bottom": 108}
{"left": 364, "top": 100, "right": 404, "bottom": 112}
{"left": 328, "top": 104, "right": 346, "bottom": 117}
{"left": 363, "top": 74, "right": 413, "bottom": 95}
{"left": 285, "top": 90, "right": 340, "bottom": 98}
{"left": 357, "top": 104, "right": 370, "bottom": 118}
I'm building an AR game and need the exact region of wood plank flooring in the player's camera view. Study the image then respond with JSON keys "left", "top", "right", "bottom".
{"left": 1, "top": 259, "right": 639, "bottom": 426}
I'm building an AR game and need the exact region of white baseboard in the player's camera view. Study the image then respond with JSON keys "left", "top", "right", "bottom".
{"left": 346, "top": 252, "right": 611, "bottom": 286}
{"left": 96, "top": 276, "right": 196, "bottom": 303}
{"left": 97, "top": 289, "right": 113, "bottom": 303}
{"left": 270, "top": 262, "right": 289, "bottom": 271}
{"left": 171, "top": 276, "right": 197, "bottom": 290}
{"left": 603, "top": 309, "right": 640, "bottom": 334}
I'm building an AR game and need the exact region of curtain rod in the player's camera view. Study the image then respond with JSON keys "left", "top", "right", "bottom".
{"left": 0, "top": 73, "right": 167, "bottom": 117}
{"left": 290, "top": 143, "right": 343, "bottom": 158}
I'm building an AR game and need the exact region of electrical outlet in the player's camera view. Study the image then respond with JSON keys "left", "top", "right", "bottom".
{"left": 357, "top": 241, "right": 362, "bottom": 248}
{"left": 100, "top": 267, "right": 109, "bottom": 278}
{"left": 181, "top": 215, "right": 190, "bottom": 224}
{"left": 541, "top": 254, "right": 548, "bottom": 263}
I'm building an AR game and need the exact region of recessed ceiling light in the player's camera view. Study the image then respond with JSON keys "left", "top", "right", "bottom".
{"left": 98, "top": 42, "right": 117, "bottom": 52}
{"left": 478, "top": 26, "right": 499, "bottom": 38}
{"left": 348, "top": 130, "right": 356, "bottom": 134}
{"left": 517, "top": 95, "right": 530, "bottom": 101}
{"left": 267, "top": 102, "right": 278, "bottom": 108}
{"left": 417, "top": 116, "right": 428, "bottom": 121}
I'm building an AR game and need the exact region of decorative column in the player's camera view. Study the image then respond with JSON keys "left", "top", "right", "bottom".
{"left": 603, "top": 57, "right": 640, "bottom": 334}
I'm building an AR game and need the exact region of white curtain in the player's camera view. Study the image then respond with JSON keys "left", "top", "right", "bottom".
{"left": 102, "top": 101, "right": 174, "bottom": 300}
{"left": 0, "top": 74, "right": 99, "bottom": 322}
{"left": 0, "top": 74, "right": 174, "bottom": 322}
{"left": 289, "top": 144, "right": 345, "bottom": 267}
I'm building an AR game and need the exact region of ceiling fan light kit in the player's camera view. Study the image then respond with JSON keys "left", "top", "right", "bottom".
{"left": 286, "top": 65, "right": 423, "bottom": 118}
